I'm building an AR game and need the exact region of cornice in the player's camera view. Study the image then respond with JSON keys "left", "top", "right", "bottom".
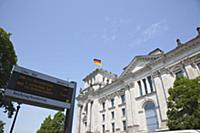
{"left": 98, "top": 88, "right": 125, "bottom": 103}
{"left": 151, "top": 52, "right": 200, "bottom": 78}
{"left": 93, "top": 79, "right": 124, "bottom": 95}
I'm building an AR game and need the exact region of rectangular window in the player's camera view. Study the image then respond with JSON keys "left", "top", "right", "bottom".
{"left": 122, "top": 108, "right": 125, "bottom": 117}
{"left": 147, "top": 76, "right": 154, "bottom": 92}
{"left": 102, "top": 125, "right": 105, "bottom": 133}
{"left": 102, "top": 114, "right": 105, "bottom": 121}
{"left": 142, "top": 79, "right": 148, "bottom": 94}
{"left": 111, "top": 111, "right": 114, "bottom": 119}
{"left": 112, "top": 123, "right": 115, "bottom": 133}
{"left": 111, "top": 98, "right": 115, "bottom": 107}
{"left": 122, "top": 120, "right": 126, "bottom": 131}
{"left": 102, "top": 102, "right": 105, "bottom": 110}
{"left": 175, "top": 70, "right": 184, "bottom": 78}
{"left": 121, "top": 95, "right": 125, "bottom": 104}
{"left": 197, "top": 63, "right": 200, "bottom": 70}
{"left": 137, "top": 81, "right": 143, "bottom": 96}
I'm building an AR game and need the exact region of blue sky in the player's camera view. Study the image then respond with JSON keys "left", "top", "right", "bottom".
{"left": 0, "top": 0, "right": 200, "bottom": 132}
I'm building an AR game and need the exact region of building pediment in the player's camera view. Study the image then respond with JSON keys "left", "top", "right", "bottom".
{"left": 120, "top": 54, "right": 162, "bottom": 78}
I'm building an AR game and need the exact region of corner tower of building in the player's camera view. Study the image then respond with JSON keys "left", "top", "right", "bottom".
{"left": 82, "top": 68, "right": 117, "bottom": 91}
{"left": 76, "top": 69, "right": 117, "bottom": 133}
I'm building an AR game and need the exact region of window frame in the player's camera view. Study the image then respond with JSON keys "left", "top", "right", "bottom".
{"left": 111, "top": 111, "right": 115, "bottom": 119}
{"left": 102, "top": 102, "right": 105, "bottom": 110}
{"left": 137, "top": 80, "right": 143, "bottom": 96}
{"left": 175, "top": 69, "right": 184, "bottom": 78}
{"left": 102, "top": 124, "right": 105, "bottom": 133}
{"left": 111, "top": 98, "right": 115, "bottom": 107}
{"left": 147, "top": 76, "right": 154, "bottom": 92}
{"left": 142, "top": 78, "right": 148, "bottom": 94}
{"left": 197, "top": 62, "right": 200, "bottom": 70}
{"left": 122, "top": 120, "right": 127, "bottom": 131}
{"left": 122, "top": 108, "right": 126, "bottom": 117}
{"left": 121, "top": 94, "right": 125, "bottom": 104}
{"left": 102, "top": 114, "right": 105, "bottom": 121}
{"left": 111, "top": 122, "right": 115, "bottom": 133}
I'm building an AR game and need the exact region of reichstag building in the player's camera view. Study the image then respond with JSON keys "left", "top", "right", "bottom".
{"left": 76, "top": 27, "right": 200, "bottom": 133}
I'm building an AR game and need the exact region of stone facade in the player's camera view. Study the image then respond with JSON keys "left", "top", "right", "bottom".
{"left": 76, "top": 27, "right": 200, "bottom": 133}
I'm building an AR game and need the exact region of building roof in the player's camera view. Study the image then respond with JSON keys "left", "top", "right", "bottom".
{"left": 83, "top": 68, "right": 117, "bottom": 82}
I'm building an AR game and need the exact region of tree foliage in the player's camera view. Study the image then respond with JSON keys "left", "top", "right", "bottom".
{"left": 37, "top": 111, "right": 65, "bottom": 133}
{"left": 0, "top": 120, "right": 5, "bottom": 133}
{"left": 0, "top": 27, "right": 17, "bottom": 117}
{"left": 167, "top": 77, "right": 200, "bottom": 130}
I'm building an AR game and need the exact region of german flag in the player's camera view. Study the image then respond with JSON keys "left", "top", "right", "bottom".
{"left": 93, "top": 58, "right": 102, "bottom": 65}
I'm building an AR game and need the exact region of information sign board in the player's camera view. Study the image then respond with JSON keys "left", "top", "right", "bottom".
{"left": 5, "top": 65, "right": 76, "bottom": 110}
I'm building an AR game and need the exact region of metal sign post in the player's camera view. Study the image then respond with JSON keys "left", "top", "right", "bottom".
{"left": 64, "top": 81, "right": 76, "bottom": 133}
{"left": 9, "top": 103, "right": 20, "bottom": 133}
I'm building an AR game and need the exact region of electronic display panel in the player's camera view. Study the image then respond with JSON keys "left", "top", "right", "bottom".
{"left": 5, "top": 65, "right": 76, "bottom": 110}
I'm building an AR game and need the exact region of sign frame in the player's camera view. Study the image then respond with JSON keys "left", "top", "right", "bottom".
{"left": 5, "top": 65, "right": 75, "bottom": 110}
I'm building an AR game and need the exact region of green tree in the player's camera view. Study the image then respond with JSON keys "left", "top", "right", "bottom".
{"left": 0, "top": 27, "right": 17, "bottom": 117}
{"left": 167, "top": 77, "right": 200, "bottom": 130}
{"left": 0, "top": 120, "right": 5, "bottom": 133}
{"left": 37, "top": 112, "right": 65, "bottom": 133}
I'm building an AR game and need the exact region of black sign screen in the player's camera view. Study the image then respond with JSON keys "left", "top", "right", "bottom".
{"left": 7, "top": 71, "right": 73, "bottom": 103}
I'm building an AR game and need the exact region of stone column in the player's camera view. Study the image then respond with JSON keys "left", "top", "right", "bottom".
{"left": 181, "top": 61, "right": 189, "bottom": 78}
{"left": 125, "top": 83, "right": 139, "bottom": 133}
{"left": 86, "top": 100, "right": 93, "bottom": 133}
{"left": 152, "top": 71, "right": 168, "bottom": 128}
{"left": 140, "top": 80, "right": 145, "bottom": 96}
{"left": 89, "top": 101, "right": 93, "bottom": 132}
{"left": 77, "top": 104, "right": 83, "bottom": 133}
{"left": 105, "top": 100, "right": 110, "bottom": 133}
{"left": 115, "top": 99, "right": 121, "bottom": 133}
{"left": 145, "top": 77, "right": 152, "bottom": 93}
{"left": 86, "top": 101, "right": 91, "bottom": 132}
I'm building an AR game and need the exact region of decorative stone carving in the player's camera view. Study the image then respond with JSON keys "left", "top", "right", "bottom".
{"left": 159, "top": 67, "right": 174, "bottom": 77}
{"left": 197, "top": 27, "right": 200, "bottom": 36}
{"left": 152, "top": 70, "right": 160, "bottom": 78}
{"left": 168, "top": 62, "right": 183, "bottom": 73}
{"left": 82, "top": 113, "right": 87, "bottom": 123}
{"left": 193, "top": 53, "right": 200, "bottom": 63}
{"left": 182, "top": 58, "right": 193, "bottom": 66}
{"left": 98, "top": 97, "right": 107, "bottom": 103}
{"left": 125, "top": 82, "right": 135, "bottom": 90}
{"left": 176, "top": 38, "right": 182, "bottom": 46}
{"left": 160, "top": 67, "right": 169, "bottom": 75}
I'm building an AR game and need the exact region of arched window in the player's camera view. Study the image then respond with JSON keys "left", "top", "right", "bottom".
{"left": 144, "top": 102, "right": 159, "bottom": 131}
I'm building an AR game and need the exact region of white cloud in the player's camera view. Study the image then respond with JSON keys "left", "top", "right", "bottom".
{"left": 129, "top": 20, "right": 169, "bottom": 46}
{"left": 100, "top": 17, "right": 131, "bottom": 42}
{"left": 143, "top": 20, "right": 168, "bottom": 39}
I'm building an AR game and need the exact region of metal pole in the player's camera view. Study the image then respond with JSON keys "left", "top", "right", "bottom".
{"left": 64, "top": 82, "right": 77, "bottom": 133}
{"left": 10, "top": 103, "right": 21, "bottom": 133}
